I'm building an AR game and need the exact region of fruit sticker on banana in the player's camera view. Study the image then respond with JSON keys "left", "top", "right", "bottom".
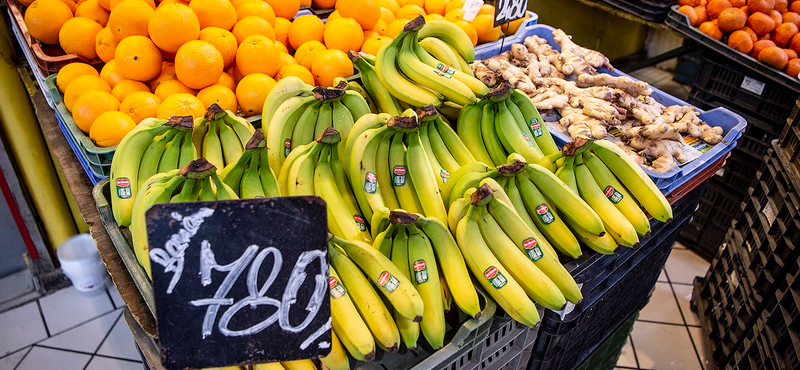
{"left": 535, "top": 204, "right": 555, "bottom": 225}
{"left": 412, "top": 260, "right": 428, "bottom": 284}
{"left": 116, "top": 178, "right": 132, "bottom": 199}
{"left": 530, "top": 118, "right": 543, "bottom": 138}
{"left": 354, "top": 215, "right": 367, "bottom": 232}
{"left": 377, "top": 271, "right": 400, "bottom": 293}
{"left": 440, "top": 169, "right": 449, "bottom": 183}
{"left": 483, "top": 266, "right": 508, "bottom": 289}
{"left": 604, "top": 186, "right": 624, "bottom": 204}
{"left": 329, "top": 277, "right": 346, "bottom": 299}
{"left": 393, "top": 166, "right": 407, "bottom": 186}
{"left": 522, "top": 237, "right": 544, "bottom": 261}
{"left": 364, "top": 172, "right": 378, "bottom": 193}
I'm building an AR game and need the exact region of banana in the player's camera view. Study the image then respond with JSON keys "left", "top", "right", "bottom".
{"left": 333, "top": 99, "right": 357, "bottom": 158}
{"left": 315, "top": 101, "right": 333, "bottom": 139}
{"left": 583, "top": 152, "right": 650, "bottom": 236}
{"left": 342, "top": 79, "right": 376, "bottom": 114}
{"left": 370, "top": 206, "right": 392, "bottom": 241}
{"left": 316, "top": 147, "right": 372, "bottom": 242}
{"left": 198, "top": 176, "right": 216, "bottom": 201}
{"left": 410, "top": 33, "right": 488, "bottom": 97}
{"left": 406, "top": 131, "right": 447, "bottom": 224}
{"left": 221, "top": 150, "right": 249, "bottom": 194}
{"left": 447, "top": 197, "right": 470, "bottom": 236}
{"left": 329, "top": 244, "right": 399, "bottom": 353}
{"left": 239, "top": 151, "right": 265, "bottom": 198}
{"left": 258, "top": 147, "right": 281, "bottom": 197}
{"left": 456, "top": 101, "right": 494, "bottom": 165}
{"left": 218, "top": 119, "right": 244, "bottom": 166}
{"left": 417, "top": 121, "right": 448, "bottom": 190}
{"left": 590, "top": 140, "right": 673, "bottom": 222}
{"left": 440, "top": 271, "right": 452, "bottom": 312}
{"left": 331, "top": 236, "right": 424, "bottom": 323}
{"left": 262, "top": 76, "right": 314, "bottom": 127}
{"left": 211, "top": 172, "right": 238, "bottom": 200}
{"left": 328, "top": 265, "right": 376, "bottom": 361}
{"left": 505, "top": 96, "right": 541, "bottom": 152}
{"left": 503, "top": 175, "right": 539, "bottom": 232}
{"left": 375, "top": 33, "right": 443, "bottom": 107}
{"left": 390, "top": 227, "right": 420, "bottom": 350}
{"left": 203, "top": 118, "right": 225, "bottom": 171}
{"left": 478, "top": 177, "right": 515, "bottom": 216}
{"left": 330, "top": 146, "right": 365, "bottom": 231}
{"left": 281, "top": 360, "right": 316, "bottom": 370}
{"left": 344, "top": 113, "right": 390, "bottom": 171}
{"left": 450, "top": 45, "right": 473, "bottom": 76}
{"left": 178, "top": 128, "right": 196, "bottom": 168}
{"left": 319, "top": 331, "right": 349, "bottom": 370}
{"left": 524, "top": 163, "right": 605, "bottom": 236}
{"left": 477, "top": 207, "right": 566, "bottom": 310}
{"left": 221, "top": 111, "right": 256, "bottom": 145}
{"left": 375, "top": 133, "right": 400, "bottom": 210}
{"left": 254, "top": 363, "right": 286, "bottom": 370}
{"left": 170, "top": 178, "right": 198, "bottom": 202}
{"left": 575, "top": 159, "right": 639, "bottom": 248}
{"left": 373, "top": 222, "right": 395, "bottom": 257}
{"left": 267, "top": 95, "right": 318, "bottom": 173}
{"left": 397, "top": 33, "right": 477, "bottom": 106}
{"left": 564, "top": 215, "right": 619, "bottom": 254}
{"left": 511, "top": 89, "right": 559, "bottom": 156}
{"left": 287, "top": 143, "right": 323, "bottom": 196}
{"left": 407, "top": 226, "right": 445, "bottom": 349}
{"left": 480, "top": 103, "right": 506, "bottom": 166}
{"left": 157, "top": 131, "right": 184, "bottom": 174}
{"left": 556, "top": 156, "right": 578, "bottom": 194}
{"left": 137, "top": 129, "right": 177, "bottom": 189}
{"left": 278, "top": 142, "right": 314, "bottom": 195}
{"left": 495, "top": 99, "right": 544, "bottom": 164}
{"left": 192, "top": 116, "right": 208, "bottom": 158}
{"left": 446, "top": 168, "right": 497, "bottom": 208}
{"left": 415, "top": 215, "right": 481, "bottom": 318}
{"left": 341, "top": 90, "right": 371, "bottom": 125}
{"left": 351, "top": 51, "right": 402, "bottom": 116}
{"left": 418, "top": 19, "right": 475, "bottom": 62}
{"left": 537, "top": 151, "right": 563, "bottom": 173}
{"left": 487, "top": 197, "right": 583, "bottom": 303}
{"left": 418, "top": 37, "right": 461, "bottom": 75}
{"left": 425, "top": 119, "right": 460, "bottom": 175}
{"left": 441, "top": 161, "right": 492, "bottom": 206}
{"left": 456, "top": 203, "right": 539, "bottom": 327}
{"left": 347, "top": 126, "right": 388, "bottom": 221}
{"left": 516, "top": 175, "right": 582, "bottom": 259}
{"left": 433, "top": 116, "right": 475, "bottom": 166}
{"left": 389, "top": 133, "right": 423, "bottom": 214}
{"left": 290, "top": 100, "right": 322, "bottom": 150}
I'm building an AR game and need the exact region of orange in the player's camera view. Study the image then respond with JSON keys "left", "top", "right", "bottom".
{"left": 699, "top": 21, "right": 723, "bottom": 39}
{"left": 115, "top": 35, "right": 163, "bottom": 81}
{"left": 444, "top": 0, "right": 465, "bottom": 14}
{"left": 454, "top": 20, "right": 477, "bottom": 46}
{"left": 158, "top": 0, "right": 190, "bottom": 6}
{"left": 327, "top": 10, "right": 342, "bottom": 22}
{"left": 231, "top": 0, "right": 258, "bottom": 9}
{"left": 718, "top": 7, "right": 747, "bottom": 32}
{"left": 288, "top": 15, "right": 325, "bottom": 50}
{"left": 227, "top": 64, "right": 244, "bottom": 84}
{"left": 154, "top": 78, "right": 197, "bottom": 99}
{"left": 236, "top": 1, "right": 276, "bottom": 24}
{"left": 197, "top": 84, "right": 238, "bottom": 111}
{"left": 361, "top": 35, "right": 392, "bottom": 55}
{"left": 174, "top": 40, "right": 224, "bottom": 89}
{"left": 275, "top": 40, "right": 289, "bottom": 53}
{"left": 273, "top": 17, "right": 291, "bottom": 45}
{"left": 294, "top": 40, "right": 327, "bottom": 70}
{"left": 59, "top": 0, "right": 86, "bottom": 13}
{"left": 677, "top": 5, "right": 699, "bottom": 26}
{"left": 396, "top": 4, "right": 426, "bottom": 20}
{"left": 235, "top": 73, "right": 275, "bottom": 115}
{"left": 276, "top": 51, "right": 298, "bottom": 70}
{"left": 90, "top": 111, "right": 136, "bottom": 146}
{"left": 236, "top": 35, "right": 280, "bottom": 76}
{"left": 108, "top": 0, "right": 155, "bottom": 40}
{"left": 748, "top": 0, "right": 774, "bottom": 13}
{"left": 379, "top": 0, "right": 399, "bottom": 13}
{"left": 275, "top": 64, "right": 314, "bottom": 84}
{"left": 478, "top": 4, "right": 495, "bottom": 16}
{"left": 791, "top": 32, "right": 800, "bottom": 54}
{"left": 364, "top": 29, "right": 380, "bottom": 39}
{"left": 98, "top": 0, "right": 110, "bottom": 9}
{"left": 264, "top": 0, "right": 300, "bottom": 19}
{"left": 425, "top": 13, "right": 445, "bottom": 21}
{"left": 216, "top": 72, "right": 236, "bottom": 90}
{"left": 59, "top": 17, "right": 103, "bottom": 59}
{"left": 72, "top": 91, "right": 120, "bottom": 132}
{"left": 707, "top": 0, "right": 732, "bottom": 18}
{"left": 729, "top": 30, "right": 755, "bottom": 53}
{"left": 397, "top": 0, "right": 423, "bottom": 6}
{"left": 94, "top": 27, "right": 118, "bottom": 62}
{"left": 119, "top": 91, "right": 161, "bottom": 123}
{"left": 770, "top": 9, "right": 783, "bottom": 25}
{"left": 380, "top": 7, "right": 396, "bottom": 23}
{"left": 100, "top": 59, "right": 125, "bottom": 87}
{"left": 759, "top": 46, "right": 789, "bottom": 68}
{"left": 63, "top": 75, "right": 112, "bottom": 111}
{"left": 471, "top": 13, "right": 501, "bottom": 44}
{"left": 424, "top": 0, "right": 448, "bottom": 15}
{"left": 694, "top": 6, "right": 708, "bottom": 24}
{"left": 786, "top": 48, "right": 798, "bottom": 59}
{"left": 752, "top": 39, "right": 777, "bottom": 57}
{"left": 189, "top": 0, "right": 237, "bottom": 30}
{"left": 793, "top": 2, "right": 800, "bottom": 14}
{"left": 148, "top": 4, "right": 200, "bottom": 53}
{"left": 24, "top": 0, "right": 73, "bottom": 45}
{"left": 157, "top": 93, "right": 205, "bottom": 118}
{"left": 313, "top": 0, "right": 337, "bottom": 8}
{"left": 337, "top": 0, "right": 381, "bottom": 29}
{"left": 384, "top": 18, "right": 409, "bottom": 38}
{"left": 300, "top": 0, "right": 311, "bottom": 5}
{"left": 109, "top": 0, "right": 155, "bottom": 10}
{"left": 232, "top": 16, "right": 276, "bottom": 44}
{"left": 444, "top": 9, "right": 465, "bottom": 22}
{"left": 773, "top": 22, "right": 799, "bottom": 46}
{"left": 324, "top": 18, "right": 364, "bottom": 52}
{"left": 148, "top": 61, "right": 177, "bottom": 90}
{"left": 111, "top": 79, "right": 150, "bottom": 101}
{"left": 743, "top": 26, "right": 759, "bottom": 42}
{"left": 783, "top": 12, "right": 800, "bottom": 28}
{"left": 75, "top": 0, "right": 110, "bottom": 26}
{"left": 56, "top": 63, "right": 99, "bottom": 93}
{"left": 786, "top": 57, "right": 800, "bottom": 77}
{"left": 776, "top": 0, "right": 788, "bottom": 11}
{"left": 501, "top": 12, "right": 529, "bottom": 35}
{"left": 198, "top": 27, "right": 238, "bottom": 68}
{"left": 311, "top": 49, "right": 353, "bottom": 87}
{"left": 749, "top": 12, "right": 776, "bottom": 35}
{"left": 371, "top": 18, "right": 387, "bottom": 34}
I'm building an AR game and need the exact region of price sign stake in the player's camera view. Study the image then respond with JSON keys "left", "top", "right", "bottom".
{"left": 494, "top": 0, "right": 529, "bottom": 27}
{"left": 146, "top": 197, "right": 330, "bottom": 370}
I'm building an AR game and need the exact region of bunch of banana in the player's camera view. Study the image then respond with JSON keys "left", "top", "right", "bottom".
{"left": 458, "top": 83, "right": 560, "bottom": 167}
{"left": 252, "top": 360, "right": 319, "bottom": 370}
{"left": 334, "top": 76, "right": 378, "bottom": 115}
{"left": 220, "top": 129, "right": 280, "bottom": 199}
{"left": 265, "top": 84, "right": 370, "bottom": 174}
{"left": 454, "top": 184, "right": 584, "bottom": 326}
{"left": 110, "top": 115, "right": 197, "bottom": 227}
{"left": 279, "top": 127, "right": 371, "bottom": 243}
{"left": 192, "top": 104, "right": 256, "bottom": 172}
{"left": 130, "top": 159, "right": 238, "bottom": 275}
{"left": 350, "top": 51, "right": 402, "bottom": 116}
{"left": 375, "top": 16, "right": 487, "bottom": 108}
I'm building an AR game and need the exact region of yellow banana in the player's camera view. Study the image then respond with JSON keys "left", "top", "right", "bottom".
{"left": 406, "top": 131, "right": 447, "bottom": 224}
{"left": 516, "top": 175, "right": 582, "bottom": 259}
{"left": 328, "top": 265, "right": 376, "bottom": 361}
{"left": 456, "top": 101, "right": 494, "bottom": 165}
{"left": 375, "top": 32, "right": 443, "bottom": 107}
{"left": 575, "top": 158, "right": 639, "bottom": 248}
{"left": 390, "top": 227, "right": 420, "bottom": 350}
{"left": 407, "top": 227, "right": 445, "bottom": 349}
{"left": 320, "top": 331, "right": 349, "bottom": 370}
{"left": 584, "top": 152, "right": 651, "bottom": 236}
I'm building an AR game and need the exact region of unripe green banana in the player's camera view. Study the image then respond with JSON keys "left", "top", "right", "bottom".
{"left": 456, "top": 101, "right": 494, "bottom": 165}
{"left": 511, "top": 89, "right": 559, "bottom": 156}
{"left": 406, "top": 131, "right": 447, "bottom": 224}
{"left": 583, "top": 152, "right": 651, "bottom": 236}
{"left": 290, "top": 100, "right": 322, "bottom": 150}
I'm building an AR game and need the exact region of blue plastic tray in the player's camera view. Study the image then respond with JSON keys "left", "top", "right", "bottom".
{"left": 474, "top": 23, "right": 748, "bottom": 195}
{"left": 474, "top": 11, "right": 538, "bottom": 59}
{"left": 55, "top": 108, "right": 103, "bottom": 185}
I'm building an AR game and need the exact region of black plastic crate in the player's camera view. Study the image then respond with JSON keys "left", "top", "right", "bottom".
{"left": 718, "top": 152, "right": 762, "bottom": 198}
{"left": 572, "top": 311, "right": 638, "bottom": 370}
{"left": 590, "top": 0, "right": 675, "bottom": 22}
{"left": 526, "top": 184, "right": 704, "bottom": 370}
{"left": 679, "top": 178, "right": 744, "bottom": 260}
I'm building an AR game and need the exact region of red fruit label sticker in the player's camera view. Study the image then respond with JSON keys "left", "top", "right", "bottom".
{"left": 413, "top": 259, "right": 428, "bottom": 284}
{"left": 433, "top": 63, "right": 455, "bottom": 78}
{"left": 364, "top": 172, "right": 378, "bottom": 194}
{"left": 604, "top": 186, "right": 624, "bottom": 204}
{"left": 530, "top": 118, "right": 543, "bottom": 137}
{"left": 522, "top": 237, "right": 544, "bottom": 261}
{"left": 536, "top": 203, "right": 555, "bottom": 225}
{"left": 329, "top": 277, "right": 346, "bottom": 299}
{"left": 440, "top": 169, "right": 450, "bottom": 183}
{"left": 483, "top": 266, "right": 508, "bottom": 289}
{"left": 393, "top": 165, "right": 407, "bottom": 186}
{"left": 354, "top": 215, "right": 367, "bottom": 231}
{"left": 284, "top": 139, "right": 291, "bottom": 157}
{"left": 115, "top": 177, "right": 132, "bottom": 199}
{"left": 377, "top": 271, "right": 400, "bottom": 293}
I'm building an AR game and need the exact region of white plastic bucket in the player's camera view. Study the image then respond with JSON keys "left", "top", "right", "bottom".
{"left": 57, "top": 234, "right": 110, "bottom": 294}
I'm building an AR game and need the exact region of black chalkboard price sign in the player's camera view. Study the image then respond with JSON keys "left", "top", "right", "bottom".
{"left": 145, "top": 197, "right": 330, "bottom": 370}
{"left": 494, "top": 0, "right": 529, "bottom": 27}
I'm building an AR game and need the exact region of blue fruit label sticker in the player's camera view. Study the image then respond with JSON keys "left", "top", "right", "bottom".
{"left": 522, "top": 131, "right": 533, "bottom": 147}
{"left": 483, "top": 266, "right": 507, "bottom": 289}
{"left": 329, "top": 277, "right": 346, "bottom": 298}
{"left": 604, "top": 186, "right": 624, "bottom": 204}
{"left": 354, "top": 215, "right": 367, "bottom": 231}
{"left": 413, "top": 260, "right": 428, "bottom": 284}
{"left": 434, "top": 63, "right": 455, "bottom": 78}
{"left": 530, "top": 119, "right": 543, "bottom": 137}
{"left": 440, "top": 169, "right": 450, "bottom": 183}
{"left": 284, "top": 139, "right": 291, "bottom": 157}
{"left": 364, "top": 172, "right": 378, "bottom": 194}
{"left": 115, "top": 178, "right": 132, "bottom": 199}
{"left": 393, "top": 165, "right": 407, "bottom": 186}
{"left": 378, "top": 271, "right": 400, "bottom": 292}
{"left": 523, "top": 237, "right": 543, "bottom": 261}
{"left": 536, "top": 204, "right": 555, "bottom": 225}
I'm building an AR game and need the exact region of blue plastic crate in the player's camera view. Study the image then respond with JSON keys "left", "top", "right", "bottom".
{"left": 55, "top": 109, "right": 103, "bottom": 185}
{"left": 474, "top": 23, "right": 747, "bottom": 195}
{"left": 473, "top": 11, "right": 538, "bottom": 59}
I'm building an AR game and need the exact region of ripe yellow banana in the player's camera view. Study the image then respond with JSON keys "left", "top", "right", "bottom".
{"left": 510, "top": 89, "right": 559, "bottom": 156}
{"left": 388, "top": 133, "right": 424, "bottom": 214}
{"left": 433, "top": 115, "right": 475, "bottom": 166}
{"left": 319, "top": 331, "right": 348, "bottom": 370}
{"left": 267, "top": 95, "right": 318, "bottom": 173}
{"left": 583, "top": 152, "right": 651, "bottom": 236}
{"left": 516, "top": 175, "right": 582, "bottom": 259}
{"left": 406, "top": 131, "right": 448, "bottom": 224}
{"left": 575, "top": 158, "right": 639, "bottom": 248}
{"left": 375, "top": 133, "right": 400, "bottom": 210}
{"left": 407, "top": 227, "right": 445, "bottom": 349}
{"left": 261, "top": 76, "right": 314, "bottom": 127}
{"left": 375, "top": 32, "right": 443, "bottom": 107}
{"left": 418, "top": 19, "right": 475, "bottom": 62}
{"left": 390, "top": 227, "right": 420, "bottom": 350}
{"left": 347, "top": 126, "right": 388, "bottom": 221}
{"left": 441, "top": 161, "right": 492, "bottom": 206}
{"left": 281, "top": 360, "right": 317, "bottom": 370}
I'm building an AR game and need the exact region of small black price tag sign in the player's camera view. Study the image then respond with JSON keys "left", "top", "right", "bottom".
{"left": 494, "top": 0, "right": 529, "bottom": 27}
{"left": 146, "top": 197, "right": 330, "bottom": 370}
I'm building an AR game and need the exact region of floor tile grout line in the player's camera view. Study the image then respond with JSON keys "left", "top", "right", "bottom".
{"left": 106, "top": 288, "right": 118, "bottom": 310}
{"left": 35, "top": 299, "right": 51, "bottom": 338}
{"left": 627, "top": 334, "right": 641, "bottom": 369}
{"left": 684, "top": 325, "right": 705, "bottom": 370}
{"left": 11, "top": 346, "right": 33, "bottom": 370}
{"left": 665, "top": 274, "right": 707, "bottom": 370}
{"left": 37, "top": 306, "right": 123, "bottom": 340}
{"left": 9, "top": 306, "right": 126, "bottom": 356}
{"left": 92, "top": 354, "right": 145, "bottom": 364}
{"left": 34, "top": 343, "right": 142, "bottom": 363}
{"left": 635, "top": 318, "right": 699, "bottom": 327}
{"left": 93, "top": 310, "right": 125, "bottom": 356}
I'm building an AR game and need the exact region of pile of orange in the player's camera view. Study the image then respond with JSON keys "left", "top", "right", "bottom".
{"left": 678, "top": 0, "right": 800, "bottom": 77}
